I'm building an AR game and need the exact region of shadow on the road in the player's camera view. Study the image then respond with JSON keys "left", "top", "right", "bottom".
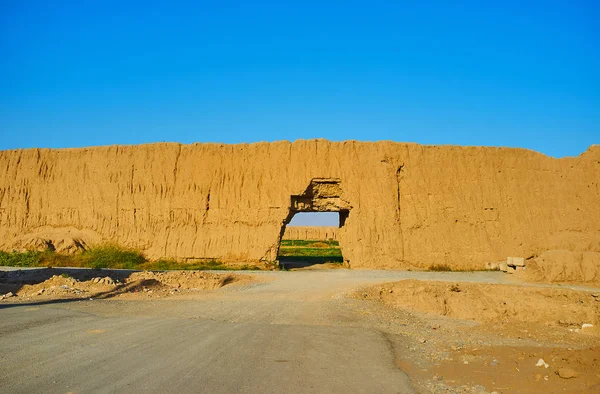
{"left": 278, "top": 257, "right": 346, "bottom": 270}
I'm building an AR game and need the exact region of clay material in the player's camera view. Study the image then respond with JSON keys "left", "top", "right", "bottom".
{"left": 0, "top": 140, "right": 599, "bottom": 270}
{"left": 357, "top": 279, "right": 600, "bottom": 326}
{"left": 282, "top": 226, "right": 338, "bottom": 241}
{"left": 525, "top": 250, "right": 600, "bottom": 284}
{"left": 556, "top": 367, "right": 578, "bottom": 379}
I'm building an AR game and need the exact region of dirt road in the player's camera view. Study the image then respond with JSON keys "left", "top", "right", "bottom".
{"left": 1, "top": 270, "right": 598, "bottom": 393}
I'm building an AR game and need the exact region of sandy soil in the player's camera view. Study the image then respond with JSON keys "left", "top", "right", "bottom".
{"left": 522, "top": 249, "right": 600, "bottom": 287}
{"left": 0, "top": 268, "right": 252, "bottom": 301}
{"left": 355, "top": 279, "right": 600, "bottom": 393}
{"left": 356, "top": 279, "right": 600, "bottom": 328}
{"left": 2, "top": 268, "right": 600, "bottom": 393}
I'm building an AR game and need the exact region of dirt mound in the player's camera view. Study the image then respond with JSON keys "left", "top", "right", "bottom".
{"left": 13, "top": 226, "right": 103, "bottom": 254}
{"left": 2, "top": 270, "right": 246, "bottom": 300}
{"left": 524, "top": 250, "right": 600, "bottom": 285}
{"left": 356, "top": 279, "right": 600, "bottom": 329}
{"left": 18, "top": 275, "right": 109, "bottom": 297}
{"left": 356, "top": 278, "right": 600, "bottom": 392}
{"left": 125, "top": 271, "right": 237, "bottom": 291}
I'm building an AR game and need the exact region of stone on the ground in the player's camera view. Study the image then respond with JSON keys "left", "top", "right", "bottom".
{"left": 556, "top": 367, "right": 578, "bottom": 379}
{"left": 536, "top": 359, "right": 549, "bottom": 368}
{"left": 498, "top": 263, "right": 508, "bottom": 272}
{"left": 507, "top": 257, "right": 526, "bottom": 267}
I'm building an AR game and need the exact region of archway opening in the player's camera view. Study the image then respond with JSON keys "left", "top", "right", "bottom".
{"left": 275, "top": 178, "right": 352, "bottom": 270}
{"left": 278, "top": 212, "right": 345, "bottom": 269}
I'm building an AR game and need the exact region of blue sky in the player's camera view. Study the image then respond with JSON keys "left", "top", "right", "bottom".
{"left": 288, "top": 212, "right": 338, "bottom": 227}
{"left": 1, "top": 0, "right": 598, "bottom": 159}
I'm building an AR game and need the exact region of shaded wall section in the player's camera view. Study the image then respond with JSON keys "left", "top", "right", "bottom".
{"left": 0, "top": 140, "right": 599, "bottom": 269}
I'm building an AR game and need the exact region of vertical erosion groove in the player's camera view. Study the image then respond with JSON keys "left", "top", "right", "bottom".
{"left": 173, "top": 144, "right": 182, "bottom": 188}
{"left": 396, "top": 165, "right": 404, "bottom": 260}
{"left": 202, "top": 191, "right": 211, "bottom": 225}
{"left": 396, "top": 166, "right": 403, "bottom": 219}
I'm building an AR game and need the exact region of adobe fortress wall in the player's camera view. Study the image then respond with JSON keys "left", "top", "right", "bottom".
{"left": 1, "top": 140, "right": 598, "bottom": 269}
{"left": 282, "top": 226, "right": 338, "bottom": 241}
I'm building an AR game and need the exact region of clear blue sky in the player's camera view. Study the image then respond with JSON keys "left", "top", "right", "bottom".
{"left": 287, "top": 212, "right": 338, "bottom": 227}
{"left": 1, "top": 1, "right": 598, "bottom": 158}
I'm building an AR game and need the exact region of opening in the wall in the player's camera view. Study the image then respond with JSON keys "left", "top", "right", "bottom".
{"left": 274, "top": 178, "right": 352, "bottom": 270}
{"left": 278, "top": 212, "right": 344, "bottom": 270}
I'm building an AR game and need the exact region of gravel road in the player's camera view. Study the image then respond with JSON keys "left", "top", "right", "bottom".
{"left": 0, "top": 269, "right": 558, "bottom": 393}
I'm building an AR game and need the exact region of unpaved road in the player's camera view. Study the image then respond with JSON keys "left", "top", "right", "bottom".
{"left": 0, "top": 270, "right": 582, "bottom": 393}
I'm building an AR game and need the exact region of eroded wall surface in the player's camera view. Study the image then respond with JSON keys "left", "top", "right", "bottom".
{"left": 1, "top": 140, "right": 599, "bottom": 269}
{"left": 282, "top": 226, "right": 338, "bottom": 241}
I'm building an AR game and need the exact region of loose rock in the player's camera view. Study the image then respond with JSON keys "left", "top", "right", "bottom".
{"left": 556, "top": 367, "right": 578, "bottom": 379}
{"left": 536, "top": 359, "right": 549, "bottom": 368}
{"left": 507, "top": 257, "right": 526, "bottom": 267}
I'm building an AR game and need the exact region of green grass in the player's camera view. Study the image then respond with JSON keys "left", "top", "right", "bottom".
{"left": 428, "top": 264, "right": 453, "bottom": 272}
{"left": 81, "top": 245, "right": 146, "bottom": 269}
{"left": 278, "top": 240, "right": 344, "bottom": 265}
{"left": 280, "top": 239, "right": 339, "bottom": 247}
{"left": 0, "top": 246, "right": 262, "bottom": 271}
{"left": 0, "top": 250, "right": 44, "bottom": 267}
{"left": 278, "top": 247, "right": 342, "bottom": 258}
